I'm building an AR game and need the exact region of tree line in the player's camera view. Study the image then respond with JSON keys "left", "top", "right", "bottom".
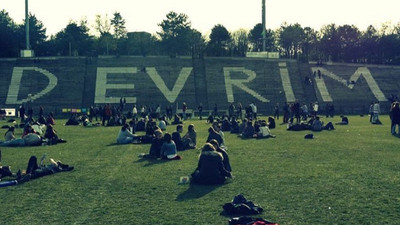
{"left": 1, "top": 9, "right": 400, "bottom": 64}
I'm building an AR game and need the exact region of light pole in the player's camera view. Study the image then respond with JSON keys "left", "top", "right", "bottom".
{"left": 262, "top": 0, "right": 266, "bottom": 52}
{"left": 21, "top": 0, "right": 33, "bottom": 57}
{"left": 25, "top": 0, "right": 30, "bottom": 50}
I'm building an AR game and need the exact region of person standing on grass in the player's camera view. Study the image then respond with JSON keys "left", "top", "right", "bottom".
{"left": 390, "top": 101, "right": 400, "bottom": 135}
{"left": 372, "top": 101, "right": 381, "bottom": 124}
{"left": 197, "top": 103, "right": 203, "bottom": 120}
{"left": 213, "top": 103, "right": 218, "bottom": 118}
{"left": 273, "top": 103, "right": 279, "bottom": 120}
{"left": 182, "top": 102, "right": 187, "bottom": 120}
{"left": 19, "top": 104, "right": 25, "bottom": 123}
{"left": 369, "top": 101, "right": 374, "bottom": 123}
{"left": 132, "top": 104, "right": 138, "bottom": 120}
{"left": 236, "top": 103, "right": 243, "bottom": 120}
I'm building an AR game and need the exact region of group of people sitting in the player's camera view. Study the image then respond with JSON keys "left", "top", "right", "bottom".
{"left": 238, "top": 118, "right": 276, "bottom": 139}
{"left": 137, "top": 124, "right": 197, "bottom": 159}
{"left": 0, "top": 117, "right": 66, "bottom": 147}
{"left": 122, "top": 117, "right": 233, "bottom": 185}
{"left": 286, "top": 115, "right": 336, "bottom": 132}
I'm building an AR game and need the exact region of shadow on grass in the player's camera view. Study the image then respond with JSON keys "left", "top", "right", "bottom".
{"left": 176, "top": 184, "right": 223, "bottom": 201}
{"left": 134, "top": 157, "right": 169, "bottom": 167}
{"left": 106, "top": 143, "right": 120, "bottom": 146}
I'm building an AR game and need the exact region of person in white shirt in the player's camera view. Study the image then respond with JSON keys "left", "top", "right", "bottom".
{"left": 132, "top": 104, "right": 138, "bottom": 119}
{"left": 158, "top": 117, "right": 167, "bottom": 131}
{"left": 372, "top": 101, "right": 381, "bottom": 124}
{"left": 257, "top": 121, "right": 276, "bottom": 138}
{"left": 116, "top": 124, "right": 136, "bottom": 144}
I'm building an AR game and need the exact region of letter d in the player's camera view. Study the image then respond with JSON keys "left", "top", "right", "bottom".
{"left": 6, "top": 67, "right": 58, "bottom": 104}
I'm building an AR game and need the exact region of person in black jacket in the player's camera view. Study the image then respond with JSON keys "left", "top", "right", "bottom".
{"left": 209, "top": 139, "right": 232, "bottom": 172}
{"left": 390, "top": 101, "right": 400, "bottom": 135}
{"left": 191, "top": 143, "right": 231, "bottom": 185}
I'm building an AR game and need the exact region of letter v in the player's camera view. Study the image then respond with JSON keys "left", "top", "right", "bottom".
{"left": 146, "top": 67, "right": 192, "bottom": 103}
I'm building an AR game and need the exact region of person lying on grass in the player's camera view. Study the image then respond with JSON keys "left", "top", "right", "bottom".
{"left": 191, "top": 143, "right": 232, "bottom": 185}
{"left": 0, "top": 154, "right": 73, "bottom": 184}
{"left": 335, "top": 115, "right": 349, "bottom": 125}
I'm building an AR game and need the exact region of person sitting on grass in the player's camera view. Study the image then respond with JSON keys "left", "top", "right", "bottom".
{"left": 335, "top": 115, "right": 349, "bottom": 125}
{"left": 206, "top": 126, "right": 223, "bottom": 146}
{"left": 221, "top": 117, "right": 231, "bottom": 132}
{"left": 230, "top": 117, "right": 240, "bottom": 134}
{"left": 209, "top": 139, "right": 232, "bottom": 172}
{"left": 257, "top": 121, "right": 276, "bottom": 139}
{"left": 65, "top": 113, "right": 80, "bottom": 126}
{"left": 141, "top": 120, "right": 159, "bottom": 144}
{"left": 46, "top": 112, "right": 55, "bottom": 125}
{"left": 172, "top": 124, "right": 191, "bottom": 151}
{"left": 238, "top": 118, "right": 247, "bottom": 134}
{"left": 171, "top": 114, "right": 183, "bottom": 125}
{"left": 267, "top": 116, "right": 276, "bottom": 129}
{"left": 135, "top": 118, "right": 146, "bottom": 131}
{"left": 207, "top": 114, "right": 214, "bottom": 124}
{"left": 116, "top": 123, "right": 137, "bottom": 144}
{"left": 183, "top": 124, "right": 197, "bottom": 149}
{"left": 158, "top": 117, "right": 167, "bottom": 131}
{"left": 145, "top": 129, "right": 164, "bottom": 159}
{"left": 4, "top": 126, "right": 16, "bottom": 141}
{"left": 37, "top": 115, "right": 47, "bottom": 125}
{"left": 311, "top": 116, "right": 323, "bottom": 131}
{"left": 160, "top": 133, "right": 182, "bottom": 160}
{"left": 191, "top": 143, "right": 232, "bottom": 185}
{"left": 240, "top": 121, "right": 255, "bottom": 139}
{"left": 44, "top": 124, "right": 67, "bottom": 145}
{"left": 213, "top": 122, "right": 226, "bottom": 147}
{"left": 22, "top": 124, "right": 38, "bottom": 137}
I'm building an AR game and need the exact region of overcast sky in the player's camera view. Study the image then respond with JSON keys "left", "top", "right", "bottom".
{"left": 2, "top": 0, "right": 400, "bottom": 37}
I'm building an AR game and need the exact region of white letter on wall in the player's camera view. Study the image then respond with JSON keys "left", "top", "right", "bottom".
{"left": 146, "top": 67, "right": 192, "bottom": 103}
{"left": 224, "top": 67, "right": 269, "bottom": 103}
{"left": 95, "top": 67, "right": 137, "bottom": 104}
{"left": 6, "top": 67, "right": 58, "bottom": 104}
{"left": 311, "top": 67, "right": 386, "bottom": 102}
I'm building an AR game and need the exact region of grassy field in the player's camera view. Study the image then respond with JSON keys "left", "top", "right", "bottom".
{"left": 0, "top": 115, "right": 399, "bottom": 225}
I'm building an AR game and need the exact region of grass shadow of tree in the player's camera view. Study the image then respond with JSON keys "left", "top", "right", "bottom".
{"left": 176, "top": 183, "right": 224, "bottom": 201}
{"left": 134, "top": 157, "right": 169, "bottom": 167}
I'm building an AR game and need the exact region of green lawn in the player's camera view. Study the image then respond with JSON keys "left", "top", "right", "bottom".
{"left": 0, "top": 115, "right": 399, "bottom": 225}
